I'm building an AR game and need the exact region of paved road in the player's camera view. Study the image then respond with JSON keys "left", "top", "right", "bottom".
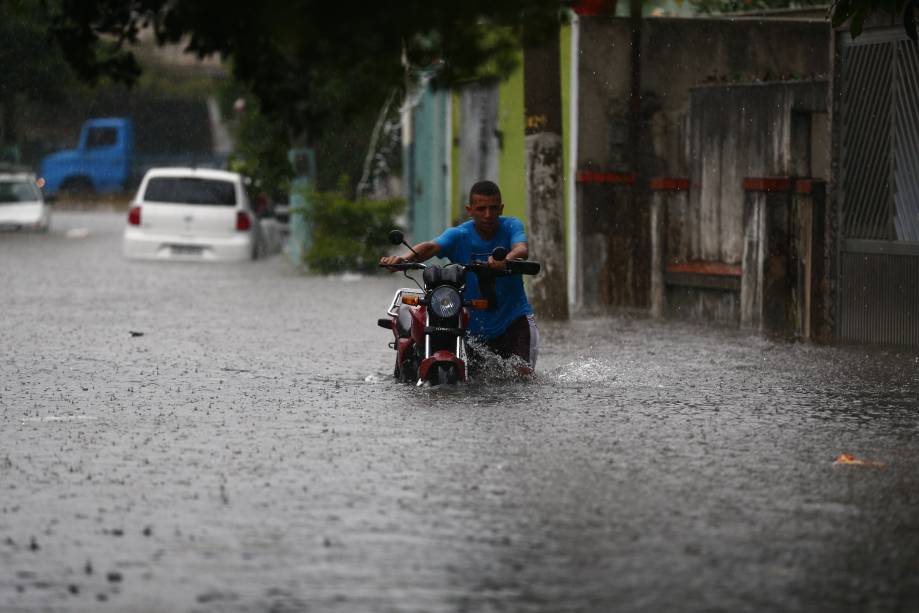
{"left": 1, "top": 210, "right": 918, "bottom": 612}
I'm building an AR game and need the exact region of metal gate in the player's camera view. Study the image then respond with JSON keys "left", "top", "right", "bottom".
{"left": 837, "top": 29, "right": 919, "bottom": 346}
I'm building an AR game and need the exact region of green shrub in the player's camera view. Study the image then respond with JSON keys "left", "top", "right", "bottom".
{"left": 298, "top": 176, "right": 405, "bottom": 274}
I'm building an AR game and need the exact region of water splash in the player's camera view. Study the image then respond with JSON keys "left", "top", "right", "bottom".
{"left": 465, "top": 337, "right": 532, "bottom": 385}
{"left": 552, "top": 357, "right": 619, "bottom": 384}
{"left": 22, "top": 414, "right": 98, "bottom": 423}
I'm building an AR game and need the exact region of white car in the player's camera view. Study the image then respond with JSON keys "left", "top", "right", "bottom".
{"left": 123, "top": 167, "right": 282, "bottom": 261}
{"left": 0, "top": 171, "right": 51, "bottom": 232}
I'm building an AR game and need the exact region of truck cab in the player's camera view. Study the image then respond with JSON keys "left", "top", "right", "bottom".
{"left": 39, "top": 118, "right": 134, "bottom": 196}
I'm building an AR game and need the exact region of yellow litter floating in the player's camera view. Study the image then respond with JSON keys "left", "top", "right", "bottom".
{"left": 834, "top": 453, "right": 885, "bottom": 468}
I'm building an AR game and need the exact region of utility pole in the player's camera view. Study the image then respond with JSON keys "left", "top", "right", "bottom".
{"left": 524, "top": 25, "right": 569, "bottom": 321}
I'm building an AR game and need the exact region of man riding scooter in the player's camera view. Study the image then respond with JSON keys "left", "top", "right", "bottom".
{"left": 380, "top": 180, "right": 538, "bottom": 375}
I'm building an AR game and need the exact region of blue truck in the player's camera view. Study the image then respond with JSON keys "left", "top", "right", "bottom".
{"left": 39, "top": 117, "right": 224, "bottom": 197}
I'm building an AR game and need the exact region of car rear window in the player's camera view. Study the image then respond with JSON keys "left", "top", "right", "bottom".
{"left": 0, "top": 180, "right": 41, "bottom": 204}
{"left": 142, "top": 177, "right": 237, "bottom": 205}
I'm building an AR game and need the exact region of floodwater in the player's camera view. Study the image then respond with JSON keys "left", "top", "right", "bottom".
{"left": 1, "top": 210, "right": 918, "bottom": 612}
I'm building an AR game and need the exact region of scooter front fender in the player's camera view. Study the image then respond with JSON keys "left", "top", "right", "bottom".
{"left": 418, "top": 351, "right": 466, "bottom": 383}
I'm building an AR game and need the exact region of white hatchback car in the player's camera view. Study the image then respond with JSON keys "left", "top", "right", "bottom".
{"left": 123, "top": 167, "right": 280, "bottom": 261}
{"left": 0, "top": 171, "right": 51, "bottom": 232}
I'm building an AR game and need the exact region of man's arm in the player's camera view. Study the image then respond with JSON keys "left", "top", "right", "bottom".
{"left": 507, "top": 241, "right": 528, "bottom": 260}
{"left": 488, "top": 241, "right": 528, "bottom": 271}
{"left": 380, "top": 240, "right": 441, "bottom": 267}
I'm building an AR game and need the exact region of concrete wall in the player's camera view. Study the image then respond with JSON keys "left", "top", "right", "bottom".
{"left": 574, "top": 15, "right": 832, "bottom": 313}
{"left": 577, "top": 19, "right": 631, "bottom": 171}
{"left": 456, "top": 82, "right": 500, "bottom": 221}
{"left": 687, "top": 81, "right": 829, "bottom": 264}
{"left": 649, "top": 81, "right": 829, "bottom": 328}
{"left": 577, "top": 16, "right": 831, "bottom": 176}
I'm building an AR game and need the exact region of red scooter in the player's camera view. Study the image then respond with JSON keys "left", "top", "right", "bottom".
{"left": 378, "top": 230, "right": 540, "bottom": 386}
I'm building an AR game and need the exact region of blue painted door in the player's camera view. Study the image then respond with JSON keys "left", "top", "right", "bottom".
{"left": 409, "top": 83, "right": 449, "bottom": 248}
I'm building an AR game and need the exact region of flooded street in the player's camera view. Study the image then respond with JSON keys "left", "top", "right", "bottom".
{"left": 2, "top": 210, "right": 918, "bottom": 612}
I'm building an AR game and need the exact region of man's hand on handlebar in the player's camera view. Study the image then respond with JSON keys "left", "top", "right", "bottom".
{"left": 380, "top": 255, "right": 409, "bottom": 271}
{"left": 486, "top": 256, "right": 507, "bottom": 272}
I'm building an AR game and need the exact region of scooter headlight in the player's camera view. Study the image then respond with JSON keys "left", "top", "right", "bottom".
{"left": 429, "top": 286, "right": 461, "bottom": 318}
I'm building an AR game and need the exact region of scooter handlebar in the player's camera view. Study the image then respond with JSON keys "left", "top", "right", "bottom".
{"left": 505, "top": 259, "right": 541, "bottom": 276}
{"left": 379, "top": 262, "right": 426, "bottom": 271}
{"left": 466, "top": 259, "right": 541, "bottom": 276}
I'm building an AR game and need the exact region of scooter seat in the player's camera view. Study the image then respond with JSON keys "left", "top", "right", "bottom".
{"left": 397, "top": 305, "right": 413, "bottom": 338}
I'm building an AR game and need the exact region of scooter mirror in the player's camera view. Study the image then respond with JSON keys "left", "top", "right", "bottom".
{"left": 388, "top": 230, "right": 404, "bottom": 245}
{"left": 491, "top": 246, "right": 508, "bottom": 262}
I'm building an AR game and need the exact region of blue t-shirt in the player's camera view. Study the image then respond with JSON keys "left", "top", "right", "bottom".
{"left": 433, "top": 217, "right": 533, "bottom": 340}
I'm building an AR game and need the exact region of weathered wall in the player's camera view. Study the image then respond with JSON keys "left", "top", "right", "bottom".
{"left": 578, "top": 16, "right": 832, "bottom": 176}
{"left": 577, "top": 19, "right": 631, "bottom": 171}
{"left": 456, "top": 82, "right": 500, "bottom": 220}
{"left": 687, "top": 81, "right": 828, "bottom": 264}
{"left": 575, "top": 16, "right": 831, "bottom": 313}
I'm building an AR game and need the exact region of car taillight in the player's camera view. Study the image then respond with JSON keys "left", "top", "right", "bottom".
{"left": 127, "top": 206, "right": 141, "bottom": 226}
{"left": 236, "top": 211, "right": 251, "bottom": 231}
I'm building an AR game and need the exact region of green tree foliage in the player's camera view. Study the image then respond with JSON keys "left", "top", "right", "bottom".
{"left": 220, "top": 90, "right": 293, "bottom": 201}
{"left": 42, "top": 0, "right": 568, "bottom": 142}
{"left": 312, "top": 89, "right": 396, "bottom": 193}
{"left": 219, "top": 78, "right": 394, "bottom": 199}
{"left": 0, "top": 1, "right": 74, "bottom": 152}
{"left": 300, "top": 177, "right": 405, "bottom": 273}
{"left": 831, "top": 0, "right": 917, "bottom": 39}
{"left": 690, "top": 0, "right": 918, "bottom": 41}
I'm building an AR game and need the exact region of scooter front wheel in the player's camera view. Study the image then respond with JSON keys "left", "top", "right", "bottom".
{"left": 433, "top": 364, "right": 459, "bottom": 386}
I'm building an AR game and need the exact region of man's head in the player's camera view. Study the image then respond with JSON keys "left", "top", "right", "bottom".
{"left": 469, "top": 180, "right": 501, "bottom": 204}
{"left": 466, "top": 181, "right": 504, "bottom": 238}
